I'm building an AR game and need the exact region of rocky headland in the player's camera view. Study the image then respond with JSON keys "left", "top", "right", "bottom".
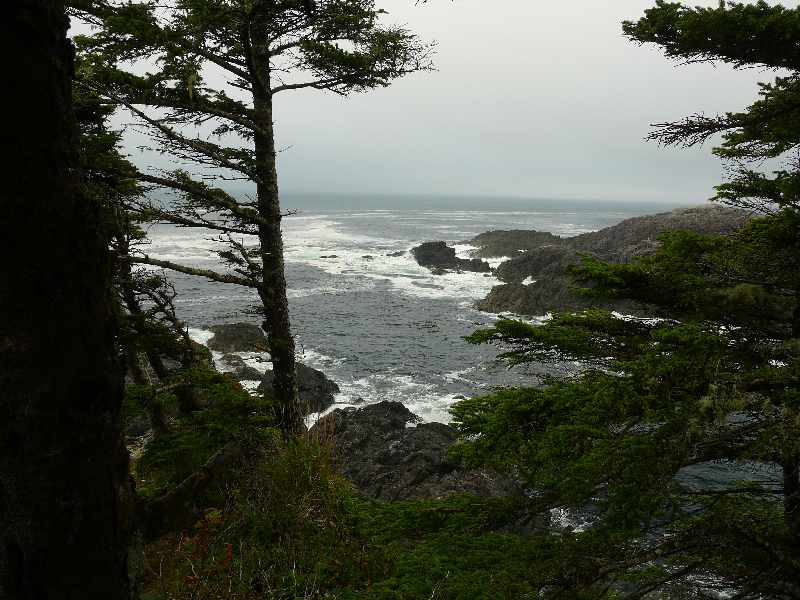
{"left": 473, "top": 205, "right": 749, "bottom": 316}
{"left": 207, "top": 322, "right": 269, "bottom": 353}
{"left": 206, "top": 323, "right": 340, "bottom": 414}
{"left": 310, "top": 401, "right": 519, "bottom": 501}
{"left": 411, "top": 241, "right": 492, "bottom": 274}
{"left": 258, "top": 363, "right": 340, "bottom": 414}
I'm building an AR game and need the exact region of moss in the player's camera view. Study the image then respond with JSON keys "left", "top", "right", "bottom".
{"left": 140, "top": 437, "right": 611, "bottom": 600}
{"left": 135, "top": 366, "right": 278, "bottom": 497}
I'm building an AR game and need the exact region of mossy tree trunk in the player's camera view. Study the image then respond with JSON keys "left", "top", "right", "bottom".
{"left": 250, "top": 34, "right": 302, "bottom": 434}
{"left": 0, "top": 1, "right": 136, "bottom": 597}
{"left": 786, "top": 301, "right": 800, "bottom": 545}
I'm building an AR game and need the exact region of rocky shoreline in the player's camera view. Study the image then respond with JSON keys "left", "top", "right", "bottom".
{"left": 410, "top": 241, "right": 492, "bottom": 274}
{"left": 125, "top": 324, "right": 510, "bottom": 507}
{"left": 177, "top": 206, "right": 751, "bottom": 506}
{"left": 412, "top": 205, "right": 750, "bottom": 316}
{"left": 310, "top": 401, "right": 519, "bottom": 501}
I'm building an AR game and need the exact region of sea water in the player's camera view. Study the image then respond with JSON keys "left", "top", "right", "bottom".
{"left": 144, "top": 194, "right": 687, "bottom": 424}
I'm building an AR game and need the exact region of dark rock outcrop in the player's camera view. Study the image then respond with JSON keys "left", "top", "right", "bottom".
{"left": 258, "top": 363, "right": 340, "bottom": 414}
{"left": 468, "top": 230, "right": 563, "bottom": 258}
{"left": 220, "top": 354, "right": 265, "bottom": 381}
{"left": 494, "top": 245, "right": 580, "bottom": 284}
{"left": 411, "top": 241, "right": 491, "bottom": 273}
{"left": 476, "top": 280, "right": 643, "bottom": 316}
{"left": 473, "top": 206, "right": 750, "bottom": 316}
{"left": 207, "top": 322, "right": 268, "bottom": 353}
{"left": 566, "top": 205, "right": 749, "bottom": 259}
{"left": 310, "top": 401, "right": 520, "bottom": 501}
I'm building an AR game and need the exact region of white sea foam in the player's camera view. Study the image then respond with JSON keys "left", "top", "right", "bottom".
{"left": 188, "top": 328, "right": 272, "bottom": 376}
{"left": 282, "top": 215, "right": 383, "bottom": 246}
{"left": 282, "top": 215, "right": 506, "bottom": 301}
{"left": 550, "top": 506, "right": 595, "bottom": 533}
{"left": 287, "top": 286, "right": 347, "bottom": 299}
{"left": 144, "top": 214, "right": 519, "bottom": 305}
{"left": 297, "top": 347, "right": 346, "bottom": 369}
{"left": 611, "top": 311, "right": 668, "bottom": 326}
{"left": 453, "top": 243, "right": 480, "bottom": 259}
{"left": 485, "top": 256, "right": 510, "bottom": 269}
{"left": 188, "top": 327, "right": 215, "bottom": 346}
{"left": 304, "top": 373, "right": 464, "bottom": 426}
{"left": 236, "top": 352, "right": 272, "bottom": 373}
{"left": 143, "top": 225, "right": 238, "bottom": 264}
{"left": 286, "top": 242, "right": 503, "bottom": 301}
{"left": 187, "top": 328, "right": 230, "bottom": 372}
{"left": 240, "top": 380, "right": 262, "bottom": 392}
{"left": 443, "top": 368, "right": 473, "bottom": 383}
{"left": 176, "top": 293, "right": 256, "bottom": 305}
{"left": 152, "top": 210, "right": 608, "bottom": 430}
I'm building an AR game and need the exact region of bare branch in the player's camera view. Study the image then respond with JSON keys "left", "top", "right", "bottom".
{"left": 83, "top": 82, "right": 259, "bottom": 180}
{"left": 271, "top": 77, "right": 344, "bottom": 94}
{"left": 131, "top": 256, "right": 258, "bottom": 288}
{"left": 140, "top": 442, "right": 244, "bottom": 541}
{"left": 134, "top": 172, "right": 271, "bottom": 228}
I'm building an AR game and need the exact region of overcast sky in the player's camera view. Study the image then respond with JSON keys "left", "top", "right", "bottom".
{"left": 113, "top": 0, "right": 788, "bottom": 203}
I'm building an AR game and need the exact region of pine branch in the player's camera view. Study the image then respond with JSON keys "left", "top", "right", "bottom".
{"left": 131, "top": 256, "right": 258, "bottom": 288}
{"left": 139, "top": 441, "right": 244, "bottom": 541}
{"left": 134, "top": 172, "right": 270, "bottom": 229}
{"left": 85, "top": 82, "right": 258, "bottom": 180}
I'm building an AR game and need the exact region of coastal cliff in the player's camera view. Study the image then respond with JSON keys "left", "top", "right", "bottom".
{"left": 473, "top": 205, "right": 749, "bottom": 316}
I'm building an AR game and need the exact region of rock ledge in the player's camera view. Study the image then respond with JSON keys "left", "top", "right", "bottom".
{"left": 311, "top": 401, "right": 519, "bottom": 501}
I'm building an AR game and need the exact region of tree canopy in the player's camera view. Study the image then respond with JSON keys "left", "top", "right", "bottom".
{"left": 452, "top": 2, "right": 800, "bottom": 597}
{"left": 72, "top": 0, "right": 433, "bottom": 431}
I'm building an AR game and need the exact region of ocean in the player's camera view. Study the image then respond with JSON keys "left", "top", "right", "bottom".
{"left": 145, "top": 194, "right": 690, "bottom": 423}
{"left": 146, "top": 192, "right": 781, "bottom": 562}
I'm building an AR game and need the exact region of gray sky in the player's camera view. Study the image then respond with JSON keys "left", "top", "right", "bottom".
{"left": 116, "top": 0, "right": 789, "bottom": 203}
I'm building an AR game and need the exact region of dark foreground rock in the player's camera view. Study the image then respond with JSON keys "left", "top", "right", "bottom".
{"left": 473, "top": 206, "right": 750, "bottom": 316}
{"left": 494, "top": 245, "right": 579, "bottom": 284}
{"left": 207, "top": 322, "right": 268, "bottom": 353}
{"left": 567, "top": 205, "right": 749, "bottom": 259}
{"left": 468, "top": 230, "right": 563, "bottom": 258}
{"left": 411, "top": 241, "right": 491, "bottom": 273}
{"left": 310, "top": 401, "right": 520, "bottom": 501}
{"left": 220, "top": 354, "right": 265, "bottom": 381}
{"left": 258, "top": 363, "right": 340, "bottom": 414}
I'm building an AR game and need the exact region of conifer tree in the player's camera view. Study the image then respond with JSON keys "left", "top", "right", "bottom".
{"left": 77, "top": 76, "right": 209, "bottom": 425}
{"left": 453, "top": 2, "right": 800, "bottom": 597}
{"left": 72, "top": 0, "right": 433, "bottom": 432}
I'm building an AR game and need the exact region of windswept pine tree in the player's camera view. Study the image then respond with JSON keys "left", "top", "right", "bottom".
{"left": 71, "top": 0, "right": 433, "bottom": 432}
{"left": 452, "top": 2, "right": 800, "bottom": 597}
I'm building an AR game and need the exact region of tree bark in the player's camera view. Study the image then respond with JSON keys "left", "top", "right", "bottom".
{"left": 131, "top": 256, "right": 257, "bottom": 287}
{"left": 117, "top": 253, "right": 170, "bottom": 382}
{"left": 785, "top": 294, "right": 800, "bottom": 544}
{"left": 250, "top": 50, "right": 302, "bottom": 433}
{"left": 784, "top": 456, "right": 800, "bottom": 545}
{"left": 140, "top": 442, "right": 243, "bottom": 542}
{"left": 0, "top": 2, "right": 136, "bottom": 598}
{"left": 123, "top": 343, "right": 169, "bottom": 436}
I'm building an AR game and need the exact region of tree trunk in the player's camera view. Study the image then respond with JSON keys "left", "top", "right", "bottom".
{"left": 0, "top": 2, "right": 136, "bottom": 598}
{"left": 250, "top": 64, "right": 301, "bottom": 433}
{"left": 119, "top": 268, "right": 169, "bottom": 382}
{"left": 784, "top": 456, "right": 800, "bottom": 545}
{"left": 123, "top": 343, "right": 169, "bottom": 436}
{"left": 116, "top": 229, "right": 169, "bottom": 432}
{"left": 786, "top": 295, "right": 800, "bottom": 544}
